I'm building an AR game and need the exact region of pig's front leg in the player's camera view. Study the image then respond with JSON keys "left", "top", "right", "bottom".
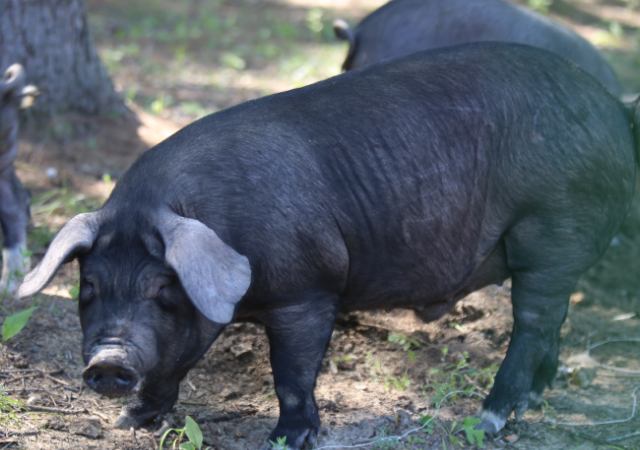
{"left": 259, "top": 297, "right": 339, "bottom": 450}
{"left": 0, "top": 169, "right": 30, "bottom": 296}
{"left": 113, "top": 373, "right": 183, "bottom": 430}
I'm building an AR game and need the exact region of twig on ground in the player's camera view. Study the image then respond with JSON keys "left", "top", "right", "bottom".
{"left": 0, "top": 430, "right": 40, "bottom": 437}
{"left": 197, "top": 408, "right": 259, "bottom": 423}
{"left": 607, "top": 430, "right": 640, "bottom": 443}
{"left": 568, "top": 430, "right": 633, "bottom": 450}
{"left": 588, "top": 338, "right": 640, "bottom": 352}
{"left": 46, "top": 374, "right": 72, "bottom": 387}
{"left": 19, "top": 404, "right": 86, "bottom": 414}
{"left": 0, "top": 369, "right": 39, "bottom": 374}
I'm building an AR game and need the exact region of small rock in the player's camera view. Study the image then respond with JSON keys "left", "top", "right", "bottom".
{"left": 338, "top": 360, "right": 356, "bottom": 371}
{"left": 322, "top": 400, "right": 339, "bottom": 412}
{"left": 343, "top": 343, "right": 354, "bottom": 352}
{"left": 229, "top": 343, "right": 254, "bottom": 363}
{"left": 26, "top": 395, "right": 41, "bottom": 405}
{"left": 329, "top": 360, "right": 338, "bottom": 375}
{"left": 230, "top": 342, "right": 252, "bottom": 357}
{"left": 505, "top": 434, "right": 519, "bottom": 443}
{"left": 571, "top": 367, "right": 597, "bottom": 389}
{"left": 221, "top": 388, "right": 242, "bottom": 401}
{"left": 46, "top": 167, "right": 58, "bottom": 178}
{"left": 45, "top": 416, "right": 66, "bottom": 430}
{"left": 569, "top": 292, "right": 585, "bottom": 305}
{"left": 69, "top": 418, "right": 101, "bottom": 439}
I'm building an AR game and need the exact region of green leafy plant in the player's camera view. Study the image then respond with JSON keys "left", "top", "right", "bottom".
{"left": 269, "top": 436, "right": 289, "bottom": 450}
{"left": 419, "top": 415, "right": 485, "bottom": 448}
{"left": 459, "top": 417, "right": 484, "bottom": 447}
{"left": 418, "top": 414, "right": 436, "bottom": 436}
{"left": 159, "top": 415, "right": 207, "bottom": 450}
{"left": 387, "top": 333, "right": 421, "bottom": 361}
{"left": 403, "top": 435, "right": 426, "bottom": 447}
{"left": 2, "top": 306, "right": 38, "bottom": 341}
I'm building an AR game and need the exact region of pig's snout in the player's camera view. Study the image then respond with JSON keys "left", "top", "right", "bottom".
{"left": 83, "top": 350, "right": 140, "bottom": 397}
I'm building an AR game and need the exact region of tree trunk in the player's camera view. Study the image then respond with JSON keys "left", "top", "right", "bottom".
{"left": 0, "top": 0, "right": 125, "bottom": 116}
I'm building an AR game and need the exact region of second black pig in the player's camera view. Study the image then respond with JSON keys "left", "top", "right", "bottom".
{"left": 334, "top": 0, "right": 621, "bottom": 95}
{"left": 0, "top": 64, "right": 38, "bottom": 295}
{"left": 20, "top": 43, "right": 638, "bottom": 449}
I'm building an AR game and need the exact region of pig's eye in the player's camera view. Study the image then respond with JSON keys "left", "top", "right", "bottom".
{"left": 79, "top": 276, "right": 96, "bottom": 303}
{"left": 149, "top": 275, "right": 175, "bottom": 302}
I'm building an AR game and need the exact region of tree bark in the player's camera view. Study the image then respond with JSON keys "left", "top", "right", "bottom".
{"left": 0, "top": 0, "right": 125, "bottom": 116}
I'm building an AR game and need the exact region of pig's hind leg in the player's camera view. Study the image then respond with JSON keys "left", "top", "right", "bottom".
{"left": 476, "top": 214, "right": 616, "bottom": 434}
{"left": 476, "top": 268, "right": 573, "bottom": 433}
{"left": 259, "top": 296, "right": 339, "bottom": 450}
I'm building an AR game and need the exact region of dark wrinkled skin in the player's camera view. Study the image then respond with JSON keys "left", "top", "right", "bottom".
{"left": 335, "top": 0, "right": 621, "bottom": 96}
{"left": 23, "top": 43, "right": 640, "bottom": 448}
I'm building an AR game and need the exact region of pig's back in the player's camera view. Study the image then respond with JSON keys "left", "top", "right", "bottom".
{"left": 351, "top": 0, "right": 620, "bottom": 94}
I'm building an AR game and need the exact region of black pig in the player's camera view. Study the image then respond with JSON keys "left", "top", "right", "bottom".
{"left": 334, "top": 0, "right": 621, "bottom": 95}
{"left": 20, "top": 43, "right": 639, "bottom": 449}
{"left": 0, "top": 64, "right": 37, "bottom": 295}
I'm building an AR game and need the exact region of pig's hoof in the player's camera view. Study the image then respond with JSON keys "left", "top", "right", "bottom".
{"left": 260, "top": 426, "right": 317, "bottom": 450}
{"left": 114, "top": 412, "right": 140, "bottom": 430}
{"left": 528, "top": 391, "right": 544, "bottom": 410}
{"left": 476, "top": 407, "right": 506, "bottom": 435}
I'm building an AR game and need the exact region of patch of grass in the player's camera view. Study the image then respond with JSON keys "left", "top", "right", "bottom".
{"left": 387, "top": 332, "right": 421, "bottom": 361}
{"left": 89, "top": 0, "right": 346, "bottom": 122}
{"left": 0, "top": 385, "right": 27, "bottom": 428}
{"left": 366, "top": 350, "right": 411, "bottom": 392}
{"left": 31, "top": 184, "right": 103, "bottom": 220}
{"left": 424, "top": 348, "right": 498, "bottom": 406}
{"left": 372, "top": 427, "right": 401, "bottom": 450}
{"left": 422, "top": 416, "right": 484, "bottom": 448}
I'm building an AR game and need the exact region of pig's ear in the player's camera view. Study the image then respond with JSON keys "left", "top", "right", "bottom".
{"left": 158, "top": 214, "right": 251, "bottom": 324}
{"left": 19, "top": 212, "right": 101, "bottom": 298}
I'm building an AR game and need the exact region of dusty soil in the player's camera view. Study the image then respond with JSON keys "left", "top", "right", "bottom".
{"left": 2, "top": 0, "right": 640, "bottom": 449}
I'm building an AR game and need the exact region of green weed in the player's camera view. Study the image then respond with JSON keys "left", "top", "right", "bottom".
{"left": 0, "top": 385, "right": 27, "bottom": 428}
{"left": 372, "top": 427, "right": 401, "bottom": 450}
{"left": 424, "top": 348, "right": 498, "bottom": 406}
{"left": 2, "top": 306, "right": 38, "bottom": 341}
{"left": 366, "top": 351, "right": 411, "bottom": 392}
{"left": 403, "top": 435, "right": 426, "bottom": 448}
{"left": 421, "top": 416, "right": 484, "bottom": 448}
{"left": 269, "top": 436, "right": 289, "bottom": 450}
{"left": 159, "top": 415, "right": 209, "bottom": 449}
{"left": 387, "top": 333, "right": 421, "bottom": 361}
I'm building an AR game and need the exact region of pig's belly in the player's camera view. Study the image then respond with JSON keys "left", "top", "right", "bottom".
{"left": 337, "top": 240, "right": 509, "bottom": 315}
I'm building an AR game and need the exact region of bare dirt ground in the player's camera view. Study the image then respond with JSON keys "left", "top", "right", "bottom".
{"left": 2, "top": 0, "right": 640, "bottom": 449}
